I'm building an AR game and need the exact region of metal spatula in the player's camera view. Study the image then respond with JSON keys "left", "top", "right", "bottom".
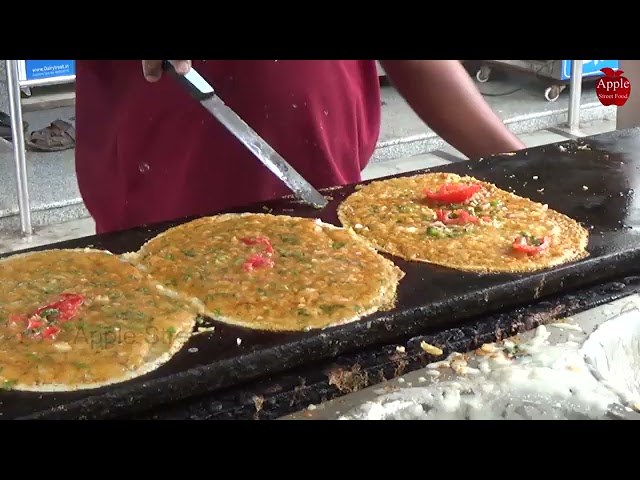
{"left": 162, "top": 60, "right": 328, "bottom": 209}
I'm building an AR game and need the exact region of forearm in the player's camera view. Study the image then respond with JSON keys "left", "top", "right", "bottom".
{"left": 379, "top": 60, "right": 526, "bottom": 159}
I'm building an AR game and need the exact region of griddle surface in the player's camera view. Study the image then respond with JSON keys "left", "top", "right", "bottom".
{"left": 2, "top": 128, "right": 640, "bottom": 419}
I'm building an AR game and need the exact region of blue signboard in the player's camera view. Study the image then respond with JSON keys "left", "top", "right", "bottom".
{"left": 24, "top": 60, "right": 75, "bottom": 81}
{"left": 561, "top": 60, "right": 619, "bottom": 80}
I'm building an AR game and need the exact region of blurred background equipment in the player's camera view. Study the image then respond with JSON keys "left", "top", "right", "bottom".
{"left": 470, "top": 60, "right": 619, "bottom": 102}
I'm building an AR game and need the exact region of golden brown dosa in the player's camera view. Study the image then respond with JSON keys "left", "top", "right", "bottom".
{"left": 128, "top": 213, "right": 404, "bottom": 332}
{"left": 0, "top": 249, "right": 196, "bottom": 392}
{"left": 337, "top": 172, "right": 589, "bottom": 273}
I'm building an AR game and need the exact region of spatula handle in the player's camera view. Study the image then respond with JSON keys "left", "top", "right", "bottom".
{"left": 162, "top": 60, "right": 216, "bottom": 101}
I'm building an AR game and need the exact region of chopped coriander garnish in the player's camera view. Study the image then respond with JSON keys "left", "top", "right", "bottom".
{"left": 279, "top": 234, "right": 301, "bottom": 245}
{"left": 319, "top": 304, "right": 344, "bottom": 315}
{"left": 520, "top": 231, "right": 543, "bottom": 246}
{"left": 40, "top": 308, "right": 60, "bottom": 318}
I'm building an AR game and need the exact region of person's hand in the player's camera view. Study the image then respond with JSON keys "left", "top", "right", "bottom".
{"left": 141, "top": 60, "right": 192, "bottom": 82}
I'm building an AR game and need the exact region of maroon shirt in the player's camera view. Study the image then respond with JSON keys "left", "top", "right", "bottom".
{"left": 75, "top": 60, "right": 381, "bottom": 233}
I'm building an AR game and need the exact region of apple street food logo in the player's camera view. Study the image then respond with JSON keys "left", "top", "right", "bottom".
{"left": 72, "top": 325, "right": 191, "bottom": 349}
{"left": 596, "top": 68, "right": 631, "bottom": 107}
{"left": 1, "top": 325, "right": 192, "bottom": 350}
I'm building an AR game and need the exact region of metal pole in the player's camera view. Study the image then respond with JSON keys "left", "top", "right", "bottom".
{"left": 567, "top": 60, "right": 583, "bottom": 131}
{"left": 5, "top": 60, "right": 32, "bottom": 235}
{"left": 616, "top": 60, "right": 640, "bottom": 130}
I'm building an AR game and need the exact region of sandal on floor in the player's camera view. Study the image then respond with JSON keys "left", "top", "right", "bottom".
{"left": 0, "top": 112, "right": 29, "bottom": 141}
{"left": 26, "top": 119, "right": 75, "bottom": 152}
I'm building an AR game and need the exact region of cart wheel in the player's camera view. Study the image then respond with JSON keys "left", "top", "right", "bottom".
{"left": 544, "top": 85, "right": 562, "bottom": 102}
{"left": 476, "top": 66, "right": 491, "bottom": 83}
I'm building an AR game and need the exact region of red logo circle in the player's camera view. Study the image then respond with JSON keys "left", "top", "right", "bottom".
{"left": 596, "top": 67, "right": 631, "bottom": 107}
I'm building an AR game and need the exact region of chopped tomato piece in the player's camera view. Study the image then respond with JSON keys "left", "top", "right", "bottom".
{"left": 59, "top": 293, "right": 84, "bottom": 308}
{"left": 40, "top": 326, "right": 61, "bottom": 340}
{"left": 425, "top": 183, "right": 482, "bottom": 204}
{"left": 436, "top": 209, "right": 480, "bottom": 225}
{"left": 243, "top": 253, "right": 275, "bottom": 273}
{"left": 26, "top": 318, "right": 45, "bottom": 331}
{"left": 240, "top": 236, "right": 274, "bottom": 255}
{"left": 512, "top": 233, "right": 551, "bottom": 256}
{"left": 10, "top": 293, "right": 84, "bottom": 340}
{"left": 34, "top": 293, "right": 84, "bottom": 321}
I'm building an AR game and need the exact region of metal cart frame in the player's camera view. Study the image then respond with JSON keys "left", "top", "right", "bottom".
{"left": 474, "top": 60, "right": 599, "bottom": 103}
{"left": 4, "top": 59, "right": 76, "bottom": 236}
{"left": 616, "top": 60, "right": 640, "bottom": 130}
{"left": 474, "top": 60, "right": 585, "bottom": 132}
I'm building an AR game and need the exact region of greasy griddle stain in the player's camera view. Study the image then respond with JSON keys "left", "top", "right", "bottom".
{"left": 131, "top": 213, "right": 404, "bottom": 332}
{"left": 337, "top": 172, "right": 590, "bottom": 273}
{"left": 327, "top": 365, "right": 369, "bottom": 394}
{"left": 0, "top": 249, "right": 196, "bottom": 392}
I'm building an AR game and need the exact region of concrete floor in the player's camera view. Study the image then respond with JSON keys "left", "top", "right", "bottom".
{"left": 0, "top": 70, "right": 617, "bottom": 253}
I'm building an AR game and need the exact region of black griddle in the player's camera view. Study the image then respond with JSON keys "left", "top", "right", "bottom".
{"left": 136, "top": 275, "right": 640, "bottom": 420}
{"left": 2, "top": 127, "right": 640, "bottom": 420}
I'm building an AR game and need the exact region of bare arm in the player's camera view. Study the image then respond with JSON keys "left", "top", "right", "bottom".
{"left": 379, "top": 60, "right": 526, "bottom": 159}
